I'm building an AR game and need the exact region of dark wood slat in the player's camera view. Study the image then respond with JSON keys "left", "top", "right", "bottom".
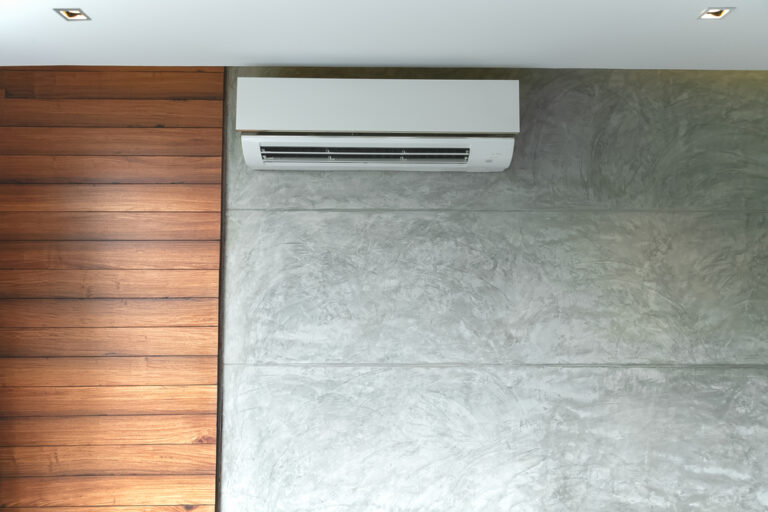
{"left": 0, "top": 327, "right": 219, "bottom": 357}
{"left": 0, "top": 270, "right": 219, "bottom": 298}
{"left": 0, "top": 241, "right": 220, "bottom": 270}
{"left": 0, "top": 444, "right": 216, "bottom": 477}
{"left": 2, "top": 66, "right": 224, "bottom": 73}
{"left": 0, "top": 414, "right": 217, "bottom": 446}
{"left": 0, "top": 184, "right": 220, "bottom": 211}
{"left": 0, "top": 475, "right": 216, "bottom": 506}
{"left": 0, "top": 70, "right": 223, "bottom": 99}
{"left": 0, "top": 299, "right": 218, "bottom": 327}
{"left": 0, "top": 98, "right": 222, "bottom": 127}
{"left": 0, "top": 156, "right": 222, "bottom": 184}
{"left": 0, "top": 128, "right": 222, "bottom": 156}
{"left": 0, "top": 212, "right": 220, "bottom": 240}
{"left": 0, "top": 385, "right": 217, "bottom": 416}
{"left": 0, "top": 356, "right": 217, "bottom": 386}
{"left": 0, "top": 507, "right": 214, "bottom": 512}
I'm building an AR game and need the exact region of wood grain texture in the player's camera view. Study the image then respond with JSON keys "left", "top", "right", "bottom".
{"left": 0, "top": 127, "right": 222, "bottom": 156}
{"left": 0, "top": 445, "right": 217, "bottom": 476}
{"left": 0, "top": 155, "right": 222, "bottom": 184}
{"left": 0, "top": 185, "right": 221, "bottom": 211}
{"left": 0, "top": 98, "right": 222, "bottom": 127}
{"left": 0, "top": 356, "right": 217, "bottom": 386}
{"left": 0, "top": 415, "right": 217, "bottom": 446}
{"left": 0, "top": 212, "right": 221, "bottom": 240}
{"left": 0, "top": 385, "right": 217, "bottom": 416}
{"left": 0, "top": 241, "right": 220, "bottom": 270}
{"left": 0, "top": 327, "right": 219, "bottom": 357}
{"left": 0, "top": 299, "right": 218, "bottom": 327}
{"left": 3, "top": 66, "right": 223, "bottom": 73}
{"left": 0, "top": 70, "right": 224, "bottom": 99}
{"left": 0, "top": 270, "right": 219, "bottom": 298}
{"left": 0, "top": 67, "right": 222, "bottom": 510}
{"left": 0, "top": 475, "right": 216, "bottom": 506}
{"left": 0, "top": 507, "right": 214, "bottom": 512}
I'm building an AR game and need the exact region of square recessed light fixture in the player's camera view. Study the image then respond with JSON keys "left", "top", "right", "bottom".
{"left": 699, "top": 7, "right": 732, "bottom": 19}
{"left": 54, "top": 8, "right": 91, "bottom": 21}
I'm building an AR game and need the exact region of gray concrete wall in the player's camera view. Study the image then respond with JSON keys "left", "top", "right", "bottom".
{"left": 220, "top": 68, "right": 768, "bottom": 511}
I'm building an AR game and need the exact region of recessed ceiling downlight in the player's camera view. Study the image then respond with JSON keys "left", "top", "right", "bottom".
{"left": 699, "top": 7, "right": 732, "bottom": 19}
{"left": 54, "top": 8, "right": 90, "bottom": 21}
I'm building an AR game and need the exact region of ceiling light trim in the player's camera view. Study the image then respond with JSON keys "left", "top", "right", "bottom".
{"left": 698, "top": 7, "right": 733, "bottom": 19}
{"left": 54, "top": 8, "right": 91, "bottom": 21}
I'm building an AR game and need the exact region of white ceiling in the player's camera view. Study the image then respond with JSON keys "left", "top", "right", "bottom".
{"left": 1, "top": 0, "right": 768, "bottom": 69}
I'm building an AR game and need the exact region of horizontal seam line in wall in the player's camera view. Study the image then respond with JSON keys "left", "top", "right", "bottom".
{"left": 0, "top": 413, "right": 217, "bottom": 418}
{"left": 0, "top": 384, "right": 217, "bottom": 387}
{"left": 228, "top": 207, "right": 768, "bottom": 214}
{"left": 223, "top": 362, "right": 768, "bottom": 369}
{"left": 0, "top": 125, "right": 224, "bottom": 129}
{"left": 0, "top": 445, "right": 215, "bottom": 448}
{"left": 0, "top": 356, "right": 218, "bottom": 359}
{"left": 0, "top": 443, "right": 215, "bottom": 447}
{"left": 0, "top": 210, "right": 221, "bottom": 213}
{"left": 0, "top": 240, "right": 222, "bottom": 242}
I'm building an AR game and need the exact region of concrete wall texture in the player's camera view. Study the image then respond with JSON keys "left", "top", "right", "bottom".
{"left": 220, "top": 68, "right": 768, "bottom": 511}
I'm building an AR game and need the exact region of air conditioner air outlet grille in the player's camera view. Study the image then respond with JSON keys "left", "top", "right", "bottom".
{"left": 260, "top": 145, "right": 470, "bottom": 163}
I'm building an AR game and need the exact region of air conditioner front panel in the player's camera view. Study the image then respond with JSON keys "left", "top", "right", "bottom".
{"left": 242, "top": 135, "right": 514, "bottom": 172}
{"left": 236, "top": 78, "right": 519, "bottom": 135}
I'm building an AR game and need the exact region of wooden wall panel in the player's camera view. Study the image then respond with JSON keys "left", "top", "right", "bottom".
{"left": 0, "top": 127, "right": 222, "bottom": 156}
{"left": 0, "top": 184, "right": 221, "bottom": 211}
{"left": 0, "top": 415, "right": 217, "bottom": 446}
{"left": 0, "top": 270, "right": 219, "bottom": 297}
{"left": 0, "top": 356, "right": 218, "bottom": 386}
{"left": 0, "top": 327, "right": 219, "bottom": 356}
{"left": 0, "top": 212, "right": 220, "bottom": 240}
{"left": 0, "top": 67, "right": 222, "bottom": 510}
{"left": 0, "top": 241, "right": 220, "bottom": 269}
{"left": 0, "top": 476, "right": 216, "bottom": 507}
{"left": 0, "top": 445, "right": 217, "bottom": 477}
{"left": 0, "top": 386, "right": 217, "bottom": 416}
{"left": 0, "top": 156, "right": 222, "bottom": 184}
{"left": 0, "top": 299, "right": 219, "bottom": 327}
{"left": 0, "top": 98, "right": 224, "bottom": 127}
{"left": 0, "top": 70, "right": 223, "bottom": 99}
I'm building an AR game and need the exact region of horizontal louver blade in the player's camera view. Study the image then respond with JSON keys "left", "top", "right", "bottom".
{"left": 260, "top": 146, "right": 470, "bottom": 163}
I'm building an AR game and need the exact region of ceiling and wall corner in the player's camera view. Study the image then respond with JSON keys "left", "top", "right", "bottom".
{"left": 1, "top": 0, "right": 767, "bottom": 70}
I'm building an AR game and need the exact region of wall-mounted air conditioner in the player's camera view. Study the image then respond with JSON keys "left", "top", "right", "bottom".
{"left": 236, "top": 77, "right": 519, "bottom": 172}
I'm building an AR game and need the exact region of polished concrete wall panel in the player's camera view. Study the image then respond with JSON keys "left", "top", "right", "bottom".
{"left": 221, "top": 366, "right": 768, "bottom": 512}
{"left": 222, "top": 67, "right": 768, "bottom": 511}
{"left": 225, "top": 210, "right": 766, "bottom": 364}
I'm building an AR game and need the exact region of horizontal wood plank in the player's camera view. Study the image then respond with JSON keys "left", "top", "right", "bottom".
{"left": 0, "top": 212, "right": 220, "bottom": 240}
{"left": 0, "top": 475, "right": 216, "bottom": 506}
{"left": 0, "top": 299, "right": 218, "bottom": 327}
{"left": 0, "top": 327, "right": 218, "bottom": 357}
{"left": 0, "top": 241, "right": 220, "bottom": 270}
{"left": 0, "top": 385, "right": 217, "bottom": 416}
{"left": 0, "top": 269, "right": 218, "bottom": 298}
{"left": 0, "top": 185, "right": 221, "bottom": 211}
{"left": 0, "top": 98, "right": 222, "bottom": 127}
{"left": 0, "top": 356, "right": 217, "bottom": 386}
{"left": 0, "top": 70, "right": 223, "bottom": 99}
{"left": 2, "top": 66, "right": 224, "bottom": 73}
{"left": 0, "top": 414, "right": 216, "bottom": 446}
{"left": 0, "top": 128, "right": 222, "bottom": 156}
{"left": 0, "top": 444, "right": 216, "bottom": 476}
{"left": 0, "top": 156, "right": 221, "bottom": 184}
{"left": 0, "top": 507, "right": 214, "bottom": 512}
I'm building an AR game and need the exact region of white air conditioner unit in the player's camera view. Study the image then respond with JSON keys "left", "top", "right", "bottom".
{"left": 236, "top": 77, "right": 519, "bottom": 172}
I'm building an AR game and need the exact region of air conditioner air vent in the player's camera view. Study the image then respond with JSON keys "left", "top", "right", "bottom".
{"left": 260, "top": 146, "right": 470, "bottom": 164}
